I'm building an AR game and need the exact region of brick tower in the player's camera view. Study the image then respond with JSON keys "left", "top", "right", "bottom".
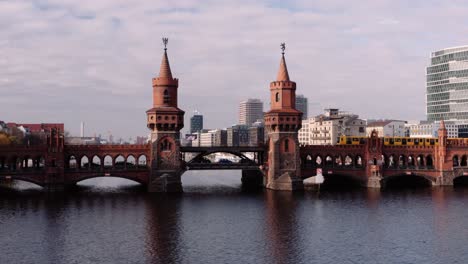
{"left": 146, "top": 38, "right": 185, "bottom": 192}
{"left": 264, "top": 43, "right": 304, "bottom": 191}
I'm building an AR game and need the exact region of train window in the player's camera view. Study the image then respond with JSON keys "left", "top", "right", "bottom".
{"left": 430, "top": 139, "right": 435, "bottom": 145}
{"left": 402, "top": 138, "right": 407, "bottom": 145}
{"left": 352, "top": 138, "right": 359, "bottom": 142}
{"left": 390, "top": 138, "right": 394, "bottom": 144}
{"left": 414, "top": 139, "right": 419, "bottom": 144}
{"left": 396, "top": 138, "right": 401, "bottom": 143}
{"left": 346, "top": 139, "right": 351, "bottom": 144}
{"left": 360, "top": 138, "right": 365, "bottom": 144}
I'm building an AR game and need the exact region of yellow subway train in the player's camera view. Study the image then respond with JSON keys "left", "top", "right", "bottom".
{"left": 339, "top": 136, "right": 439, "bottom": 146}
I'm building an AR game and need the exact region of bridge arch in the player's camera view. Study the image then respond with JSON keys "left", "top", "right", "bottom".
{"left": 426, "top": 155, "right": 434, "bottom": 168}
{"left": 344, "top": 155, "right": 353, "bottom": 167}
{"left": 382, "top": 173, "right": 434, "bottom": 188}
{"left": 324, "top": 155, "right": 333, "bottom": 167}
{"left": 453, "top": 155, "right": 460, "bottom": 167}
{"left": 188, "top": 150, "right": 255, "bottom": 164}
{"left": 321, "top": 173, "right": 365, "bottom": 189}
{"left": 72, "top": 174, "right": 146, "bottom": 186}
{"left": 334, "top": 155, "right": 343, "bottom": 167}
{"left": 461, "top": 155, "right": 468, "bottom": 167}
{"left": 127, "top": 155, "right": 136, "bottom": 168}
{"left": 91, "top": 155, "right": 101, "bottom": 169}
{"left": 417, "top": 155, "right": 424, "bottom": 167}
{"left": 103, "top": 155, "right": 113, "bottom": 168}
{"left": 138, "top": 154, "right": 148, "bottom": 167}
{"left": 114, "top": 155, "right": 125, "bottom": 169}
{"left": 80, "top": 155, "right": 90, "bottom": 169}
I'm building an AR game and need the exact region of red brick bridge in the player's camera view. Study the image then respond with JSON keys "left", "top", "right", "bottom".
{"left": 2, "top": 41, "right": 468, "bottom": 191}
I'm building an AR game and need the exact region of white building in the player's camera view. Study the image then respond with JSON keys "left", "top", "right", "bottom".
{"left": 239, "top": 99, "right": 263, "bottom": 126}
{"left": 407, "top": 120, "right": 458, "bottom": 138}
{"left": 366, "top": 120, "right": 406, "bottom": 137}
{"left": 426, "top": 46, "right": 468, "bottom": 124}
{"left": 298, "top": 108, "right": 366, "bottom": 145}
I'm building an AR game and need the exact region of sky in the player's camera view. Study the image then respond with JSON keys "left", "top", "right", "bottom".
{"left": 2, "top": 0, "right": 468, "bottom": 139}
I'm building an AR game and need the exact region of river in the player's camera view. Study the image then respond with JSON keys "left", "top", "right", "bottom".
{"left": 1, "top": 171, "right": 467, "bottom": 264}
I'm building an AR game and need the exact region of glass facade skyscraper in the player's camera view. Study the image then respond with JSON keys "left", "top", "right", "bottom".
{"left": 295, "top": 94, "right": 308, "bottom": 120}
{"left": 190, "top": 114, "right": 203, "bottom": 133}
{"left": 427, "top": 46, "right": 468, "bottom": 123}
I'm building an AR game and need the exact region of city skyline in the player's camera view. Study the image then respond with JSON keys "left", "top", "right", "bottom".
{"left": 3, "top": 1, "right": 468, "bottom": 138}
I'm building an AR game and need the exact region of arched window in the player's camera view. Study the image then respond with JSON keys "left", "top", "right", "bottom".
{"left": 163, "top": 89, "right": 170, "bottom": 104}
{"left": 160, "top": 139, "right": 172, "bottom": 151}
{"left": 275, "top": 92, "right": 280, "bottom": 102}
{"left": 284, "top": 139, "right": 289, "bottom": 152}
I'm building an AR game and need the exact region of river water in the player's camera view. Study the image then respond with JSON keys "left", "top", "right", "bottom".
{"left": 1, "top": 171, "right": 467, "bottom": 264}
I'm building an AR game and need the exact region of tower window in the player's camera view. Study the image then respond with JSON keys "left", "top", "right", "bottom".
{"left": 163, "top": 89, "right": 170, "bottom": 104}
{"left": 275, "top": 92, "right": 280, "bottom": 102}
{"left": 160, "top": 139, "right": 172, "bottom": 151}
{"left": 284, "top": 139, "right": 289, "bottom": 152}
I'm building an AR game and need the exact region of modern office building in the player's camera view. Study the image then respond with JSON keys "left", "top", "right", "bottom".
{"left": 249, "top": 121, "right": 265, "bottom": 146}
{"left": 426, "top": 46, "right": 468, "bottom": 123}
{"left": 239, "top": 99, "right": 263, "bottom": 126}
{"left": 227, "top": 124, "right": 250, "bottom": 147}
{"left": 295, "top": 94, "right": 308, "bottom": 120}
{"left": 407, "top": 120, "right": 458, "bottom": 138}
{"left": 190, "top": 112, "right": 203, "bottom": 133}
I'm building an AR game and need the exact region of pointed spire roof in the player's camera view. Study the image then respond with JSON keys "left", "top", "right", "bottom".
{"left": 439, "top": 120, "right": 446, "bottom": 130}
{"left": 158, "top": 50, "right": 173, "bottom": 79}
{"left": 276, "top": 54, "right": 290, "bottom": 81}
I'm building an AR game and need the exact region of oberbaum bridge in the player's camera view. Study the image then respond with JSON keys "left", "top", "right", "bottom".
{"left": 1, "top": 40, "right": 468, "bottom": 192}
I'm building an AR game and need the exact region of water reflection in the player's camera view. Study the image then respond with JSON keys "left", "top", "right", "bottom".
{"left": 145, "top": 195, "right": 183, "bottom": 264}
{"left": 2, "top": 175, "right": 468, "bottom": 263}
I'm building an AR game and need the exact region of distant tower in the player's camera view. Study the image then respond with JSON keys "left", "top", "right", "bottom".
{"left": 146, "top": 38, "right": 185, "bottom": 192}
{"left": 190, "top": 111, "right": 203, "bottom": 133}
{"left": 80, "top": 122, "right": 85, "bottom": 137}
{"left": 295, "top": 94, "right": 308, "bottom": 120}
{"left": 239, "top": 99, "right": 264, "bottom": 126}
{"left": 264, "top": 43, "right": 303, "bottom": 191}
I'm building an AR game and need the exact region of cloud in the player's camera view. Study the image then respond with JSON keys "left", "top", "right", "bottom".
{"left": 1, "top": 0, "right": 468, "bottom": 137}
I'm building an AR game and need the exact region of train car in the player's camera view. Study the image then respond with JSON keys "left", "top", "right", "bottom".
{"left": 339, "top": 136, "right": 367, "bottom": 145}
{"left": 383, "top": 137, "right": 438, "bottom": 146}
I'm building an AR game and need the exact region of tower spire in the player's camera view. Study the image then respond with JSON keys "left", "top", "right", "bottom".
{"left": 276, "top": 43, "right": 290, "bottom": 81}
{"left": 158, "top": 37, "right": 173, "bottom": 78}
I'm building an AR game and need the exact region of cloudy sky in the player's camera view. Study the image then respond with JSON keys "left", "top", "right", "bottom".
{"left": 2, "top": 0, "right": 468, "bottom": 139}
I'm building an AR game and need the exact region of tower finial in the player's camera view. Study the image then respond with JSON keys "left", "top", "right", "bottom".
{"left": 280, "top": 42, "right": 285, "bottom": 55}
{"left": 162, "top": 37, "right": 168, "bottom": 51}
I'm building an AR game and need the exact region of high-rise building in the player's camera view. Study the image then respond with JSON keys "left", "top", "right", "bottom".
{"left": 239, "top": 99, "right": 263, "bottom": 126}
{"left": 295, "top": 94, "right": 308, "bottom": 120}
{"left": 227, "top": 125, "right": 250, "bottom": 146}
{"left": 427, "top": 46, "right": 468, "bottom": 123}
{"left": 190, "top": 113, "right": 203, "bottom": 133}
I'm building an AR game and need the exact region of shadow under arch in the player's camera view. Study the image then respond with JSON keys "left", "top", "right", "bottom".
{"left": 453, "top": 175, "right": 468, "bottom": 187}
{"left": 321, "top": 173, "right": 365, "bottom": 190}
{"left": 381, "top": 174, "right": 434, "bottom": 189}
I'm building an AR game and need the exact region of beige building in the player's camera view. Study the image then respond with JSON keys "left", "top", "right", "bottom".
{"left": 366, "top": 120, "right": 406, "bottom": 137}
{"left": 298, "top": 109, "right": 366, "bottom": 145}
{"left": 239, "top": 99, "right": 263, "bottom": 126}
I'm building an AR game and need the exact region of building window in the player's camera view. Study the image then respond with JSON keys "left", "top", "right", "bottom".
{"left": 284, "top": 138, "right": 289, "bottom": 152}
{"left": 275, "top": 92, "right": 280, "bottom": 102}
{"left": 160, "top": 139, "right": 172, "bottom": 151}
{"left": 163, "top": 89, "right": 170, "bottom": 104}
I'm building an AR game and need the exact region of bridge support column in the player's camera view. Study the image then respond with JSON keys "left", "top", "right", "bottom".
{"left": 241, "top": 169, "right": 263, "bottom": 189}
{"left": 148, "top": 169, "right": 183, "bottom": 193}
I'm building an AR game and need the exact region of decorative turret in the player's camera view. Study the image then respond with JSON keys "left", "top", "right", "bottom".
{"left": 146, "top": 38, "right": 185, "bottom": 193}
{"left": 264, "top": 43, "right": 303, "bottom": 191}
{"left": 147, "top": 38, "right": 184, "bottom": 133}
